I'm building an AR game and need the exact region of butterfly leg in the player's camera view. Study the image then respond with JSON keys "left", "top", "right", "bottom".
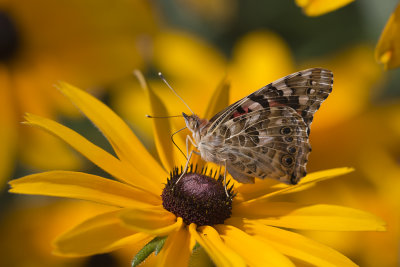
{"left": 222, "top": 160, "right": 229, "bottom": 197}
{"left": 186, "top": 135, "right": 198, "bottom": 154}
{"left": 175, "top": 149, "right": 195, "bottom": 185}
{"left": 175, "top": 135, "right": 199, "bottom": 185}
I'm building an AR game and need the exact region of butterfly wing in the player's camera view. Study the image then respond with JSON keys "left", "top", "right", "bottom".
{"left": 203, "top": 68, "right": 332, "bottom": 184}
{"left": 207, "top": 68, "right": 333, "bottom": 135}
{"left": 209, "top": 107, "right": 309, "bottom": 184}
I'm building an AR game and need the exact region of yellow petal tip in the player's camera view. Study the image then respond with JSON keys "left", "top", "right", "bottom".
{"left": 378, "top": 226, "right": 387, "bottom": 231}
{"left": 22, "top": 113, "right": 37, "bottom": 124}
{"left": 54, "top": 81, "right": 67, "bottom": 90}
{"left": 55, "top": 81, "right": 77, "bottom": 97}
{"left": 132, "top": 69, "right": 148, "bottom": 91}
{"left": 374, "top": 217, "right": 387, "bottom": 232}
{"left": 378, "top": 50, "right": 392, "bottom": 65}
{"left": 22, "top": 113, "right": 45, "bottom": 125}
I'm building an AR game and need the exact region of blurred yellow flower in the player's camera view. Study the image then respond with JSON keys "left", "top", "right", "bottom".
{"left": 112, "top": 30, "right": 382, "bottom": 146}
{"left": 295, "top": 0, "right": 355, "bottom": 16}
{"left": 0, "top": 0, "right": 157, "bottom": 188}
{"left": 0, "top": 200, "right": 115, "bottom": 267}
{"left": 9, "top": 80, "right": 385, "bottom": 266}
{"left": 375, "top": 3, "right": 400, "bottom": 69}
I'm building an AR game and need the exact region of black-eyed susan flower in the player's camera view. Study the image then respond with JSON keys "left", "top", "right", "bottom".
{"left": 0, "top": 0, "right": 157, "bottom": 188}
{"left": 9, "top": 78, "right": 385, "bottom": 266}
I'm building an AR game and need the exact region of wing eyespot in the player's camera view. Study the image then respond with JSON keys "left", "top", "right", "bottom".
{"left": 281, "top": 154, "right": 294, "bottom": 167}
{"left": 280, "top": 127, "right": 292, "bottom": 135}
{"left": 284, "top": 136, "right": 294, "bottom": 143}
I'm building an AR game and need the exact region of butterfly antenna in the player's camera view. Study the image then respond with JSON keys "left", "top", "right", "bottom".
{"left": 171, "top": 126, "right": 187, "bottom": 159}
{"left": 158, "top": 72, "right": 194, "bottom": 114}
{"left": 146, "top": 114, "right": 183, "bottom": 119}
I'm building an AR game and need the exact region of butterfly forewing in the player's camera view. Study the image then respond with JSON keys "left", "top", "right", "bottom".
{"left": 248, "top": 68, "right": 333, "bottom": 134}
{"left": 207, "top": 68, "right": 333, "bottom": 135}
{"left": 188, "top": 68, "right": 333, "bottom": 184}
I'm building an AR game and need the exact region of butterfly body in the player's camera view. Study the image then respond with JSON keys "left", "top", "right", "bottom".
{"left": 183, "top": 68, "right": 333, "bottom": 185}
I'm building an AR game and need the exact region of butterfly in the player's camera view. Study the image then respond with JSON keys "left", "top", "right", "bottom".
{"left": 182, "top": 68, "right": 333, "bottom": 185}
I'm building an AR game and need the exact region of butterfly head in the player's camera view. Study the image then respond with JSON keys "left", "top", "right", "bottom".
{"left": 182, "top": 112, "right": 200, "bottom": 132}
{"left": 182, "top": 112, "right": 209, "bottom": 143}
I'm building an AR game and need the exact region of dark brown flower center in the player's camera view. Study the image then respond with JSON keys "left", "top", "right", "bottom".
{"left": 0, "top": 10, "right": 20, "bottom": 62}
{"left": 161, "top": 166, "right": 234, "bottom": 226}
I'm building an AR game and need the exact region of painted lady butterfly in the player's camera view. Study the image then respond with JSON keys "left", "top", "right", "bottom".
{"left": 182, "top": 68, "right": 333, "bottom": 184}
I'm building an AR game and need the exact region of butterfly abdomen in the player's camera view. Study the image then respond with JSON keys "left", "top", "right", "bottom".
{"left": 198, "top": 134, "right": 225, "bottom": 164}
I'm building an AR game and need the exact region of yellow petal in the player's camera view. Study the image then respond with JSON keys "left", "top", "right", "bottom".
{"left": 53, "top": 210, "right": 152, "bottom": 257}
{"left": 202, "top": 77, "right": 230, "bottom": 120}
{"left": 189, "top": 224, "right": 246, "bottom": 267}
{"left": 23, "top": 113, "right": 161, "bottom": 195}
{"left": 214, "top": 224, "right": 294, "bottom": 267}
{"left": 109, "top": 79, "right": 155, "bottom": 149}
{"left": 156, "top": 224, "right": 195, "bottom": 267}
{"left": 236, "top": 179, "right": 315, "bottom": 202}
{"left": 231, "top": 218, "right": 357, "bottom": 267}
{"left": 375, "top": 3, "right": 400, "bottom": 69}
{"left": 120, "top": 207, "right": 181, "bottom": 235}
{"left": 57, "top": 82, "right": 165, "bottom": 184}
{"left": 233, "top": 202, "right": 386, "bottom": 231}
{"left": 244, "top": 167, "right": 354, "bottom": 202}
{"left": 0, "top": 66, "right": 18, "bottom": 190}
{"left": 9, "top": 171, "right": 160, "bottom": 207}
{"left": 134, "top": 70, "right": 185, "bottom": 170}
{"left": 295, "top": 0, "right": 355, "bottom": 17}
{"left": 12, "top": 68, "right": 82, "bottom": 171}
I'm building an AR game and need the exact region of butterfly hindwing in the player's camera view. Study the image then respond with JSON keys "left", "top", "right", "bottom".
{"left": 211, "top": 107, "right": 310, "bottom": 184}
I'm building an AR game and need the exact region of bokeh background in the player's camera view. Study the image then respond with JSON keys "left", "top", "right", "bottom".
{"left": 1, "top": 0, "right": 400, "bottom": 266}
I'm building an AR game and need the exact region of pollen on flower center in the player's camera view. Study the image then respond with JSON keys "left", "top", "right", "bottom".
{"left": 161, "top": 166, "right": 234, "bottom": 226}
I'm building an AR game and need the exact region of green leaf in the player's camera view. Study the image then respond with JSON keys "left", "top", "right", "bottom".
{"left": 131, "top": 236, "right": 167, "bottom": 267}
{"left": 154, "top": 236, "right": 167, "bottom": 256}
{"left": 189, "top": 243, "right": 216, "bottom": 267}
